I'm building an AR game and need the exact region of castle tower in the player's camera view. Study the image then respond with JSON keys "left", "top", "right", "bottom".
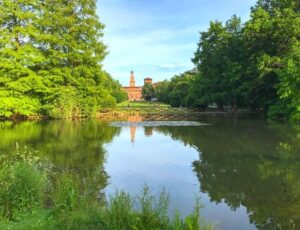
{"left": 144, "top": 77, "right": 153, "bottom": 85}
{"left": 130, "top": 71, "right": 135, "bottom": 87}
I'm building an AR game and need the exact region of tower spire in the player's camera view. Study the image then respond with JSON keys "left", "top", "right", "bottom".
{"left": 130, "top": 70, "right": 135, "bottom": 87}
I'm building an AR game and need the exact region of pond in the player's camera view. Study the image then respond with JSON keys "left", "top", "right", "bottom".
{"left": 0, "top": 116, "right": 300, "bottom": 230}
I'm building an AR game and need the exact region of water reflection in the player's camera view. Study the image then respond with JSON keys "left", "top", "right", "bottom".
{"left": 155, "top": 120, "right": 300, "bottom": 230}
{"left": 0, "top": 120, "right": 121, "bottom": 201}
{"left": 0, "top": 117, "right": 299, "bottom": 229}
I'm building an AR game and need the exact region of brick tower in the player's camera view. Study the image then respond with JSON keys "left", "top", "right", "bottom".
{"left": 130, "top": 71, "right": 135, "bottom": 87}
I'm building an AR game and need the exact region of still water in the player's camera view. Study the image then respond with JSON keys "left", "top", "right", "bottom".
{"left": 0, "top": 116, "right": 300, "bottom": 229}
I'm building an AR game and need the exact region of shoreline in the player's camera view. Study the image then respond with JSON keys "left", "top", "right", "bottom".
{"left": 0, "top": 109, "right": 263, "bottom": 122}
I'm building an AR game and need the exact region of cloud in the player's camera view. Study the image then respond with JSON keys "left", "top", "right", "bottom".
{"left": 98, "top": 0, "right": 257, "bottom": 85}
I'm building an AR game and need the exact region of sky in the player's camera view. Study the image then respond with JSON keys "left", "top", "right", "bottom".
{"left": 97, "top": 0, "right": 256, "bottom": 86}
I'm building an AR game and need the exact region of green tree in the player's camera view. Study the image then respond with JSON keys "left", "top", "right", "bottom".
{"left": 168, "top": 72, "right": 194, "bottom": 107}
{"left": 155, "top": 80, "right": 170, "bottom": 103}
{"left": 36, "top": 0, "right": 112, "bottom": 117}
{"left": 142, "top": 83, "right": 155, "bottom": 101}
{"left": 155, "top": 71, "right": 197, "bottom": 107}
{"left": 193, "top": 20, "right": 234, "bottom": 111}
{"left": 0, "top": 0, "right": 124, "bottom": 119}
{"left": 245, "top": 0, "right": 300, "bottom": 120}
{"left": 189, "top": 0, "right": 300, "bottom": 120}
{"left": 0, "top": 0, "right": 46, "bottom": 118}
{"left": 102, "top": 72, "right": 128, "bottom": 103}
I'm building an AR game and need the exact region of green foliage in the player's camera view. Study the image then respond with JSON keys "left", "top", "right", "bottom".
{"left": 0, "top": 97, "right": 41, "bottom": 118}
{"left": 0, "top": 0, "right": 125, "bottom": 119}
{"left": 105, "top": 191, "right": 136, "bottom": 229}
{"left": 155, "top": 119, "right": 300, "bottom": 229}
{"left": 142, "top": 83, "right": 156, "bottom": 101}
{"left": 0, "top": 161, "right": 46, "bottom": 220}
{"left": 155, "top": 71, "right": 201, "bottom": 108}
{"left": 103, "top": 73, "right": 128, "bottom": 103}
{"left": 155, "top": 80, "right": 171, "bottom": 103}
{"left": 52, "top": 174, "right": 81, "bottom": 212}
{"left": 0, "top": 151, "right": 215, "bottom": 230}
{"left": 157, "top": 0, "right": 300, "bottom": 122}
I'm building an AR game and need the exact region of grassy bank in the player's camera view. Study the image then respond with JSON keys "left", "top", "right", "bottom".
{"left": 116, "top": 101, "right": 171, "bottom": 108}
{"left": 98, "top": 101, "right": 192, "bottom": 117}
{"left": 0, "top": 151, "right": 215, "bottom": 230}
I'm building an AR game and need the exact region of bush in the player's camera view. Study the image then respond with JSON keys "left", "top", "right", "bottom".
{"left": 0, "top": 162, "right": 46, "bottom": 220}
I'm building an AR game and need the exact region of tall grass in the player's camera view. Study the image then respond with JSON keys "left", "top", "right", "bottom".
{"left": 0, "top": 162, "right": 46, "bottom": 220}
{"left": 0, "top": 152, "right": 216, "bottom": 230}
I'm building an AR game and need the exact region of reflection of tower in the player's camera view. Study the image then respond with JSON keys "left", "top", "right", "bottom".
{"left": 130, "top": 71, "right": 135, "bottom": 87}
{"left": 130, "top": 126, "right": 136, "bottom": 142}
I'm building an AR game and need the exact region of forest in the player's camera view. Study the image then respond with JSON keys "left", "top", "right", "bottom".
{"left": 0, "top": 0, "right": 127, "bottom": 119}
{"left": 156, "top": 0, "right": 300, "bottom": 122}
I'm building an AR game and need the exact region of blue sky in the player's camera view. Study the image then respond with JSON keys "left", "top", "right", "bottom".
{"left": 97, "top": 0, "right": 256, "bottom": 86}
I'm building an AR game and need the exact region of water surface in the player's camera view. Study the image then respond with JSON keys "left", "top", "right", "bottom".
{"left": 0, "top": 117, "right": 299, "bottom": 230}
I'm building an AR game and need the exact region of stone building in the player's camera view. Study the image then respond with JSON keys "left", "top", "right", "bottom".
{"left": 122, "top": 71, "right": 154, "bottom": 101}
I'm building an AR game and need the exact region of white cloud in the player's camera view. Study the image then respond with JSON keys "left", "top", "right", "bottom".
{"left": 98, "top": 0, "right": 256, "bottom": 85}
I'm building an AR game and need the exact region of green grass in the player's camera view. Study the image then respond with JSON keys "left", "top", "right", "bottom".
{"left": 0, "top": 162, "right": 46, "bottom": 220}
{"left": 100, "top": 101, "right": 192, "bottom": 117}
{"left": 0, "top": 151, "right": 216, "bottom": 230}
{"left": 117, "top": 101, "right": 171, "bottom": 108}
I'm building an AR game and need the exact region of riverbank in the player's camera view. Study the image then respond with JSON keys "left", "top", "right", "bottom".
{"left": 96, "top": 107, "right": 263, "bottom": 121}
{"left": 1, "top": 108, "right": 263, "bottom": 122}
{"left": 0, "top": 150, "right": 216, "bottom": 230}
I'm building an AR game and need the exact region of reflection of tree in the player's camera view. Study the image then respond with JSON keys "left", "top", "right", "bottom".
{"left": 0, "top": 120, "right": 121, "bottom": 201}
{"left": 155, "top": 119, "right": 300, "bottom": 229}
{"left": 144, "top": 127, "right": 153, "bottom": 137}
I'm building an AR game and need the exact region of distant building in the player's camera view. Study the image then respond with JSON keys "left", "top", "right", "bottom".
{"left": 144, "top": 78, "right": 153, "bottom": 85}
{"left": 122, "top": 71, "right": 143, "bottom": 101}
{"left": 122, "top": 71, "right": 157, "bottom": 101}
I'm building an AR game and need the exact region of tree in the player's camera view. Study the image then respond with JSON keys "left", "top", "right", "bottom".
{"left": 245, "top": 0, "right": 300, "bottom": 120}
{"left": 0, "top": 0, "right": 124, "bottom": 118}
{"left": 0, "top": 0, "right": 46, "bottom": 117}
{"left": 190, "top": 0, "right": 300, "bottom": 120}
{"left": 155, "top": 80, "right": 170, "bottom": 103}
{"left": 36, "top": 0, "right": 111, "bottom": 117}
{"left": 168, "top": 73, "right": 194, "bottom": 107}
{"left": 192, "top": 19, "right": 243, "bottom": 111}
{"left": 142, "top": 83, "right": 155, "bottom": 101}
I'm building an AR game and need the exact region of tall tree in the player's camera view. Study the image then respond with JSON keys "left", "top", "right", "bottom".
{"left": 37, "top": 0, "right": 111, "bottom": 117}
{"left": 245, "top": 0, "right": 300, "bottom": 120}
{"left": 0, "top": 0, "right": 124, "bottom": 118}
{"left": 193, "top": 20, "right": 235, "bottom": 111}
{"left": 0, "top": 0, "right": 46, "bottom": 117}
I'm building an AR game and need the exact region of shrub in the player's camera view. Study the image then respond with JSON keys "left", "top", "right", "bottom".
{"left": 0, "top": 162, "right": 46, "bottom": 220}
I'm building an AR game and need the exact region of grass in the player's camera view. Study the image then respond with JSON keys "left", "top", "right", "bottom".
{"left": 98, "top": 101, "right": 192, "bottom": 118}
{"left": 0, "top": 162, "right": 46, "bottom": 220}
{"left": 116, "top": 101, "right": 171, "bottom": 108}
{"left": 0, "top": 151, "right": 216, "bottom": 230}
